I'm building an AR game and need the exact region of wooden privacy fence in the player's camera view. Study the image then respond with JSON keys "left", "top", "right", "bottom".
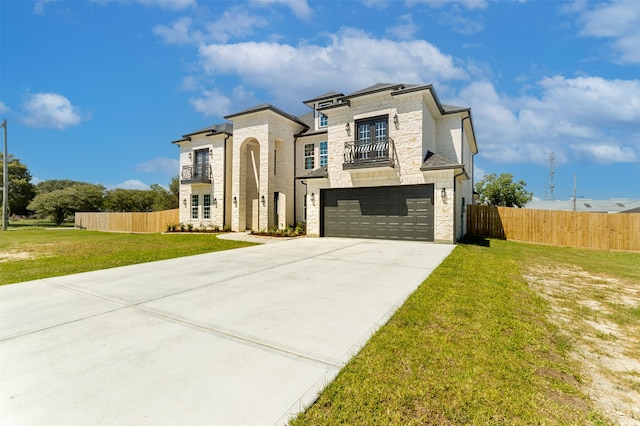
{"left": 75, "top": 209, "right": 179, "bottom": 233}
{"left": 467, "top": 205, "right": 640, "bottom": 251}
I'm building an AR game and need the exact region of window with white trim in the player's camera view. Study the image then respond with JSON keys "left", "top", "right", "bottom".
{"left": 318, "top": 101, "right": 331, "bottom": 128}
{"left": 320, "top": 141, "right": 328, "bottom": 167}
{"left": 319, "top": 113, "right": 328, "bottom": 127}
{"left": 191, "top": 194, "right": 199, "bottom": 219}
{"left": 304, "top": 143, "right": 315, "bottom": 170}
{"left": 203, "top": 194, "right": 211, "bottom": 220}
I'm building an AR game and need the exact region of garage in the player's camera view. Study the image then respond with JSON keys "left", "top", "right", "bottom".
{"left": 321, "top": 184, "right": 434, "bottom": 241}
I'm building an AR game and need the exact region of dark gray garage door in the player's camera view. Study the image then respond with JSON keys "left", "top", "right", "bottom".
{"left": 321, "top": 184, "right": 434, "bottom": 241}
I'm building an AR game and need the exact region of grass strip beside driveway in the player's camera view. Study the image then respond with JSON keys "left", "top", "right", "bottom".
{"left": 0, "top": 228, "right": 255, "bottom": 285}
{"left": 291, "top": 238, "right": 640, "bottom": 425}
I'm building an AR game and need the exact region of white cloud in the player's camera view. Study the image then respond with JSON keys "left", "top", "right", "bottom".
{"left": 155, "top": 8, "right": 269, "bottom": 45}
{"left": 112, "top": 179, "right": 150, "bottom": 190}
{"left": 21, "top": 92, "right": 87, "bottom": 130}
{"left": 136, "top": 157, "right": 180, "bottom": 175}
{"left": 570, "top": 143, "right": 637, "bottom": 163}
{"left": 154, "top": 17, "right": 198, "bottom": 45}
{"left": 250, "top": 0, "right": 312, "bottom": 19}
{"left": 205, "top": 8, "right": 269, "bottom": 43}
{"left": 0, "top": 101, "right": 9, "bottom": 114}
{"left": 386, "top": 14, "right": 419, "bottom": 40}
{"left": 134, "top": 0, "right": 196, "bottom": 10}
{"left": 189, "top": 88, "right": 233, "bottom": 117}
{"left": 573, "top": 0, "right": 640, "bottom": 63}
{"left": 438, "top": 7, "right": 485, "bottom": 35}
{"left": 33, "top": 0, "right": 54, "bottom": 14}
{"left": 197, "top": 29, "right": 467, "bottom": 110}
{"left": 455, "top": 76, "right": 640, "bottom": 166}
{"left": 408, "top": 0, "right": 488, "bottom": 11}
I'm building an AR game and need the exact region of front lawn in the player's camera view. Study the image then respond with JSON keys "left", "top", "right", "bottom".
{"left": 0, "top": 228, "right": 255, "bottom": 285}
{"left": 291, "top": 238, "right": 640, "bottom": 425}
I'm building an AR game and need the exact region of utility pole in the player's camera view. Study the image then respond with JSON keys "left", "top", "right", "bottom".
{"left": 573, "top": 173, "right": 577, "bottom": 212}
{"left": 1, "top": 119, "right": 7, "bottom": 231}
{"left": 548, "top": 152, "right": 555, "bottom": 202}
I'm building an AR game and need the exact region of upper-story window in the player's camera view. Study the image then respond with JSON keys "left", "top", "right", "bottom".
{"left": 304, "top": 143, "right": 315, "bottom": 169}
{"left": 318, "top": 101, "right": 331, "bottom": 128}
{"left": 319, "top": 113, "right": 328, "bottom": 128}
{"left": 320, "top": 141, "right": 328, "bottom": 167}
{"left": 194, "top": 149, "right": 209, "bottom": 178}
{"left": 356, "top": 116, "right": 388, "bottom": 160}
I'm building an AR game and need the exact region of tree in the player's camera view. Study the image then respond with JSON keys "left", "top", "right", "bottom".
{"left": 35, "top": 179, "right": 83, "bottom": 194}
{"left": 104, "top": 179, "right": 178, "bottom": 212}
{"left": 0, "top": 154, "right": 36, "bottom": 216}
{"left": 475, "top": 173, "right": 533, "bottom": 208}
{"left": 28, "top": 183, "right": 105, "bottom": 225}
{"left": 104, "top": 189, "right": 155, "bottom": 212}
{"left": 151, "top": 182, "right": 178, "bottom": 210}
{"left": 168, "top": 176, "right": 179, "bottom": 208}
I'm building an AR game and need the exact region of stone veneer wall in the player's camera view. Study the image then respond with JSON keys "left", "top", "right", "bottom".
{"left": 303, "top": 90, "right": 464, "bottom": 243}
{"left": 229, "top": 110, "right": 303, "bottom": 231}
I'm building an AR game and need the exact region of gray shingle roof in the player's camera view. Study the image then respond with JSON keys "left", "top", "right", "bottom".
{"left": 179, "top": 122, "right": 233, "bottom": 140}
{"left": 224, "top": 103, "right": 308, "bottom": 128}
{"left": 420, "top": 151, "right": 462, "bottom": 171}
{"left": 303, "top": 91, "right": 344, "bottom": 104}
{"left": 296, "top": 165, "right": 328, "bottom": 179}
{"left": 341, "top": 83, "right": 405, "bottom": 100}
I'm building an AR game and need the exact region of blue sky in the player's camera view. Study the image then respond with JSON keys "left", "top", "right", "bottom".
{"left": 1, "top": 0, "right": 639, "bottom": 200}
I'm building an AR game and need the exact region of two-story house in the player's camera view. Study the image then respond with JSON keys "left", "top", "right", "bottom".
{"left": 172, "top": 83, "right": 478, "bottom": 243}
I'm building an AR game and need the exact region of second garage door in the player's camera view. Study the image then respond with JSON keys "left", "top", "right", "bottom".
{"left": 321, "top": 184, "right": 434, "bottom": 241}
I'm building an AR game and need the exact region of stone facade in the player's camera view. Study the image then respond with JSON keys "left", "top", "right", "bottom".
{"left": 172, "top": 83, "right": 478, "bottom": 243}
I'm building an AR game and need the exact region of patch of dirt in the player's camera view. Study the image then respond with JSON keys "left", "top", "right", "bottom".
{"left": 524, "top": 265, "right": 640, "bottom": 425}
{"left": 0, "top": 251, "right": 37, "bottom": 262}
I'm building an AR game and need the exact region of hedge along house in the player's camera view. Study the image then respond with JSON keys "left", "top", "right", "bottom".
{"left": 172, "top": 83, "right": 478, "bottom": 243}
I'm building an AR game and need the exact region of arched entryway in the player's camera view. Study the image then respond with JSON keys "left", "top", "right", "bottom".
{"left": 239, "top": 138, "right": 260, "bottom": 231}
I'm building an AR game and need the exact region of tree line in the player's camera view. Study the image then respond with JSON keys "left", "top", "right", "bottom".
{"left": 1, "top": 154, "right": 179, "bottom": 225}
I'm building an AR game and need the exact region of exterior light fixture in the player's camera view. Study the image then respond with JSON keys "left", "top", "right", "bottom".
{"left": 212, "top": 197, "right": 217, "bottom": 207}
{"left": 393, "top": 114, "right": 399, "bottom": 129}
{"left": 261, "top": 195, "right": 265, "bottom": 206}
{"left": 345, "top": 122, "right": 351, "bottom": 136}
{"left": 188, "top": 152, "right": 192, "bottom": 161}
{"left": 209, "top": 148, "right": 213, "bottom": 159}
{"left": 441, "top": 188, "right": 447, "bottom": 203}
{"left": 310, "top": 192, "right": 316, "bottom": 205}
{"left": 182, "top": 198, "right": 187, "bottom": 207}
{"left": 233, "top": 196, "right": 237, "bottom": 207}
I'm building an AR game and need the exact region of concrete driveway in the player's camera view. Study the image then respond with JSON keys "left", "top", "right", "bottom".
{"left": 1, "top": 237, "right": 454, "bottom": 425}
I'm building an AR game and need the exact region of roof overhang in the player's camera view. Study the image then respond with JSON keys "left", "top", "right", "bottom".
{"left": 224, "top": 104, "right": 308, "bottom": 130}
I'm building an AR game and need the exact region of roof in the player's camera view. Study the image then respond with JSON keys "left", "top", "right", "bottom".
{"left": 420, "top": 151, "right": 463, "bottom": 171}
{"left": 172, "top": 122, "right": 233, "bottom": 144}
{"left": 224, "top": 103, "right": 308, "bottom": 128}
{"left": 295, "top": 165, "right": 328, "bottom": 179}
{"left": 183, "top": 122, "right": 233, "bottom": 137}
{"left": 303, "top": 91, "right": 344, "bottom": 104}
{"left": 526, "top": 199, "right": 640, "bottom": 214}
{"left": 341, "top": 83, "right": 405, "bottom": 100}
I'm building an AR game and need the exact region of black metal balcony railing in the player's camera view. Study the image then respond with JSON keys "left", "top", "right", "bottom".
{"left": 181, "top": 164, "right": 212, "bottom": 183}
{"left": 343, "top": 136, "right": 394, "bottom": 169}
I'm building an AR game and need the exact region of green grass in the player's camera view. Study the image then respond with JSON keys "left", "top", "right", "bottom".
{"left": 291, "top": 238, "right": 639, "bottom": 425}
{"left": 0, "top": 228, "right": 255, "bottom": 285}
{"left": 6, "top": 218, "right": 75, "bottom": 228}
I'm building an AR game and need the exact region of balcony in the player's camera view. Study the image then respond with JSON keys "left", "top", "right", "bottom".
{"left": 343, "top": 136, "right": 395, "bottom": 170}
{"left": 181, "top": 164, "right": 212, "bottom": 184}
